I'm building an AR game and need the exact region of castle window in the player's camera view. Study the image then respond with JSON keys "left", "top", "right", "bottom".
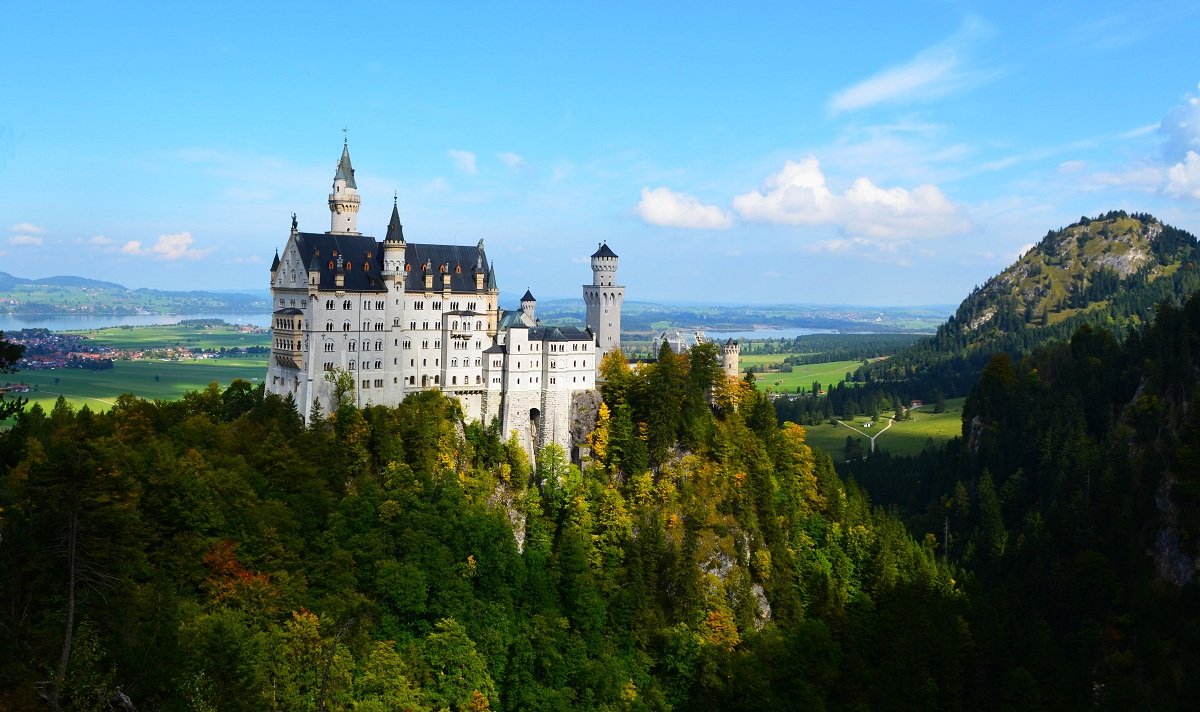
{"left": 476, "top": 375, "right": 481, "bottom": 384}
{"left": 434, "top": 376, "right": 439, "bottom": 384}
{"left": 450, "top": 301, "right": 459, "bottom": 310}
{"left": 403, "top": 340, "right": 411, "bottom": 349}
{"left": 343, "top": 322, "right": 350, "bottom": 331}
{"left": 410, "top": 359, "right": 414, "bottom": 366}
{"left": 325, "top": 343, "right": 334, "bottom": 352}
{"left": 432, "top": 302, "right": 442, "bottom": 310}
{"left": 452, "top": 376, "right": 457, "bottom": 385}
{"left": 422, "top": 359, "right": 426, "bottom": 366}
{"left": 326, "top": 322, "right": 333, "bottom": 331}
{"left": 363, "top": 300, "right": 370, "bottom": 309}
{"left": 414, "top": 301, "right": 423, "bottom": 310}
{"left": 349, "top": 341, "right": 356, "bottom": 351}
{"left": 434, "top": 341, "right": 440, "bottom": 349}
{"left": 422, "top": 322, "right": 429, "bottom": 330}
{"left": 362, "top": 380, "right": 370, "bottom": 389}
{"left": 326, "top": 300, "right": 334, "bottom": 309}
{"left": 375, "top": 379, "right": 383, "bottom": 388}
{"left": 422, "top": 375, "right": 428, "bottom": 386}
{"left": 474, "top": 358, "right": 481, "bottom": 367}
{"left": 409, "top": 376, "right": 415, "bottom": 385}
{"left": 348, "top": 362, "right": 355, "bottom": 370}
{"left": 452, "top": 321, "right": 458, "bottom": 330}
{"left": 410, "top": 322, "right": 416, "bottom": 330}
{"left": 550, "top": 377, "right": 556, "bottom": 385}
{"left": 422, "top": 340, "right": 428, "bottom": 349}
{"left": 468, "top": 302, "right": 476, "bottom": 311}
{"left": 375, "top": 340, "right": 382, "bottom": 350}
{"left": 476, "top": 321, "right": 482, "bottom": 330}
{"left": 343, "top": 300, "right": 351, "bottom": 309}
{"left": 376, "top": 301, "right": 384, "bottom": 310}
{"left": 451, "top": 358, "right": 458, "bottom": 367}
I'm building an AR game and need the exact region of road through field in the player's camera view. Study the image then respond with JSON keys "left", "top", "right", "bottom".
{"left": 836, "top": 417, "right": 894, "bottom": 453}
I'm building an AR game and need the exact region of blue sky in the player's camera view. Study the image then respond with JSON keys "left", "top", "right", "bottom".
{"left": 3, "top": 1, "right": 1199, "bottom": 306}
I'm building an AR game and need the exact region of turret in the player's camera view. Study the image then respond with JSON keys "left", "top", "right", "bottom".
{"left": 590, "top": 242, "right": 619, "bottom": 286}
{"left": 307, "top": 250, "right": 321, "bottom": 290}
{"left": 520, "top": 289, "right": 536, "bottom": 323}
{"left": 382, "top": 197, "right": 406, "bottom": 283}
{"left": 328, "top": 140, "right": 361, "bottom": 235}
{"left": 721, "top": 338, "right": 740, "bottom": 379}
{"left": 583, "top": 242, "right": 625, "bottom": 358}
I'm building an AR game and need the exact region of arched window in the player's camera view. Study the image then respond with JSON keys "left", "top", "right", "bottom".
{"left": 451, "top": 358, "right": 458, "bottom": 367}
{"left": 475, "top": 375, "right": 481, "bottom": 384}
{"left": 452, "top": 376, "right": 457, "bottom": 385}
{"left": 375, "top": 340, "right": 382, "bottom": 350}
{"left": 476, "top": 321, "right": 482, "bottom": 330}
{"left": 374, "top": 360, "right": 382, "bottom": 369}
{"left": 343, "top": 322, "right": 350, "bottom": 331}
{"left": 349, "top": 341, "right": 356, "bottom": 351}
{"left": 343, "top": 300, "right": 351, "bottom": 309}
{"left": 325, "top": 322, "right": 333, "bottom": 332}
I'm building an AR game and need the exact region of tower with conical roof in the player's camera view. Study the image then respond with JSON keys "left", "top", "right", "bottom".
{"left": 328, "top": 140, "right": 361, "bottom": 234}
{"left": 381, "top": 196, "right": 406, "bottom": 286}
{"left": 583, "top": 242, "right": 624, "bottom": 358}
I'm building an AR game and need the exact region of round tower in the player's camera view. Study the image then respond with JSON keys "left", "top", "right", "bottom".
{"left": 722, "top": 338, "right": 740, "bottom": 379}
{"left": 328, "top": 140, "right": 361, "bottom": 235}
{"left": 381, "top": 197, "right": 406, "bottom": 284}
{"left": 583, "top": 242, "right": 625, "bottom": 358}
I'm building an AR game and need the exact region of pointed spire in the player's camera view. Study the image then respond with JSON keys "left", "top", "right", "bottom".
{"left": 334, "top": 142, "right": 356, "bottom": 188}
{"left": 385, "top": 198, "right": 404, "bottom": 243}
{"left": 485, "top": 261, "right": 497, "bottom": 290}
{"left": 521, "top": 289, "right": 536, "bottom": 303}
{"left": 270, "top": 250, "right": 280, "bottom": 273}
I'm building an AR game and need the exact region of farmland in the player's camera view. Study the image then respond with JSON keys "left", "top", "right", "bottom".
{"left": 798, "top": 397, "right": 966, "bottom": 460}
{"left": 744, "top": 354, "right": 883, "bottom": 393}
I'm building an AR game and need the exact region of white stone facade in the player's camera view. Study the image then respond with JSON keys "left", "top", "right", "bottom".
{"left": 265, "top": 143, "right": 614, "bottom": 456}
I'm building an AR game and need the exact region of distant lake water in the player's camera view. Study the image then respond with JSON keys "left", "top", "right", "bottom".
{"left": 703, "top": 327, "right": 835, "bottom": 340}
{"left": 1, "top": 313, "right": 271, "bottom": 332}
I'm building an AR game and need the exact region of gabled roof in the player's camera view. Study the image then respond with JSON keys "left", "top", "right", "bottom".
{"left": 592, "top": 242, "right": 618, "bottom": 259}
{"left": 334, "top": 143, "right": 357, "bottom": 188}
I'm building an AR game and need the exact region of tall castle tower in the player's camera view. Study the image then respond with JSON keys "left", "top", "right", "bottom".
{"left": 721, "top": 338, "right": 740, "bottom": 379}
{"left": 583, "top": 242, "right": 624, "bottom": 358}
{"left": 328, "top": 140, "right": 361, "bottom": 234}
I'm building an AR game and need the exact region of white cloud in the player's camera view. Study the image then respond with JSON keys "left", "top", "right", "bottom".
{"left": 121, "top": 232, "right": 212, "bottom": 261}
{"left": 9, "top": 235, "right": 42, "bottom": 246}
{"left": 233, "top": 255, "right": 263, "bottom": 264}
{"left": 732, "top": 157, "right": 970, "bottom": 240}
{"left": 635, "top": 186, "right": 733, "bottom": 229}
{"left": 497, "top": 152, "right": 527, "bottom": 171}
{"left": 9, "top": 222, "right": 45, "bottom": 234}
{"left": 804, "top": 237, "right": 912, "bottom": 266}
{"left": 89, "top": 235, "right": 112, "bottom": 245}
{"left": 1057, "top": 160, "right": 1087, "bottom": 174}
{"left": 1159, "top": 82, "right": 1200, "bottom": 161}
{"left": 448, "top": 149, "right": 477, "bottom": 174}
{"left": 1016, "top": 243, "right": 1036, "bottom": 259}
{"left": 1166, "top": 150, "right": 1200, "bottom": 199}
{"left": 828, "top": 17, "right": 995, "bottom": 114}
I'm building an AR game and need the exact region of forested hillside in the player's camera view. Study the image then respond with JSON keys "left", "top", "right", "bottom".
{"left": 860, "top": 212, "right": 1200, "bottom": 397}
{"left": 1, "top": 343, "right": 969, "bottom": 711}
{"left": 846, "top": 293, "right": 1200, "bottom": 707}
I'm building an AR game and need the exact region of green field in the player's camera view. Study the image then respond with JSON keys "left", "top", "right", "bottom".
{"left": 748, "top": 356, "right": 878, "bottom": 393}
{"left": 798, "top": 397, "right": 966, "bottom": 459}
{"left": 5, "top": 358, "right": 268, "bottom": 413}
{"left": 69, "top": 323, "right": 269, "bottom": 351}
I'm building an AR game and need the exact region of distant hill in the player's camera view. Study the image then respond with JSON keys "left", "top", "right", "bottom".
{"left": 864, "top": 211, "right": 1200, "bottom": 395}
{"left": 0, "top": 271, "right": 267, "bottom": 316}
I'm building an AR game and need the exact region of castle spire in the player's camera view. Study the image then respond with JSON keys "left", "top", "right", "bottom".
{"left": 385, "top": 198, "right": 405, "bottom": 243}
{"left": 328, "top": 140, "right": 361, "bottom": 234}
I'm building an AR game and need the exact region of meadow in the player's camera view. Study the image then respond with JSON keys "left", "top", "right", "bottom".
{"left": 799, "top": 397, "right": 966, "bottom": 459}
{"left": 69, "top": 322, "right": 269, "bottom": 351}
{"left": 6, "top": 358, "right": 268, "bottom": 413}
{"left": 744, "top": 354, "right": 878, "bottom": 393}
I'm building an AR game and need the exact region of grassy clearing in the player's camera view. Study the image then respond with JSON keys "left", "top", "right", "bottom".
{"left": 5, "top": 358, "right": 268, "bottom": 413}
{"left": 752, "top": 358, "right": 876, "bottom": 394}
{"left": 68, "top": 323, "right": 269, "bottom": 351}
{"left": 797, "top": 397, "right": 966, "bottom": 460}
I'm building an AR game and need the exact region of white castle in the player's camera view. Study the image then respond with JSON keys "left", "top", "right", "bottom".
{"left": 266, "top": 142, "right": 625, "bottom": 455}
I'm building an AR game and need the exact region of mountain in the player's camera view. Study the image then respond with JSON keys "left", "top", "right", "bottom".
{"left": 0, "top": 271, "right": 268, "bottom": 316}
{"left": 864, "top": 211, "right": 1200, "bottom": 396}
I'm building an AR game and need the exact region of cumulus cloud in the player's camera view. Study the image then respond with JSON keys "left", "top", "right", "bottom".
{"left": 497, "top": 152, "right": 527, "bottom": 171}
{"left": 1166, "top": 150, "right": 1200, "bottom": 199}
{"left": 1160, "top": 82, "right": 1200, "bottom": 162}
{"left": 9, "top": 235, "right": 43, "bottom": 246}
{"left": 448, "top": 149, "right": 477, "bottom": 174}
{"left": 828, "top": 16, "right": 995, "bottom": 114}
{"left": 635, "top": 187, "right": 733, "bottom": 229}
{"left": 121, "top": 232, "right": 211, "bottom": 260}
{"left": 9, "top": 222, "right": 45, "bottom": 234}
{"left": 733, "top": 157, "right": 970, "bottom": 240}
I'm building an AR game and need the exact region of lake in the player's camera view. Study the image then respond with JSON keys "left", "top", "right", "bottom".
{"left": 1, "top": 312, "right": 271, "bottom": 332}
{"left": 703, "top": 327, "right": 835, "bottom": 340}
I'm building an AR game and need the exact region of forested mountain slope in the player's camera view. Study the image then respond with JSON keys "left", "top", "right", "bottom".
{"left": 847, "top": 293, "right": 1200, "bottom": 707}
{"left": 862, "top": 211, "right": 1200, "bottom": 396}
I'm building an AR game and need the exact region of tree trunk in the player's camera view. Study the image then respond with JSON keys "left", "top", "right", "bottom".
{"left": 49, "top": 511, "right": 79, "bottom": 711}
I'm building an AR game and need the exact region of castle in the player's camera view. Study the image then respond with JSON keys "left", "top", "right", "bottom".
{"left": 265, "top": 142, "right": 624, "bottom": 455}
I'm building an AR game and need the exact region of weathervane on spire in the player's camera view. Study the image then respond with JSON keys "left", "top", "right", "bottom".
{"left": 342, "top": 126, "right": 348, "bottom": 145}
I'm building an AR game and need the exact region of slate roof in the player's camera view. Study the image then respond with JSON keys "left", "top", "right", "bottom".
{"left": 385, "top": 202, "right": 404, "bottom": 242}
{"left": 292, "top": 232, "right": 494, "bottom": 295}
{"left": 497, "top": 310, "right": 528, "bottom": 329}
{"left": 521, "top": 289, "right": 536, "bottom": 302}
{"left": 335, "top": 143, "right": 356, "bottom": 188}
{"left": 270, "top": 251, "right": 280, "bottom": 272}
{"left": 273, "top": 307, "right": 304, "bottom": 315}
{"left": 402, "top": 242, "right": 491, "bottom": 293}
{"left": 527, "top": 325, "right": 592, "bottom": 342}
{"left": 592, "top": 242, "right": 618, "bottom": 259}
{"left": 294, "top": 232, "right": 388, "bottom": 293}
